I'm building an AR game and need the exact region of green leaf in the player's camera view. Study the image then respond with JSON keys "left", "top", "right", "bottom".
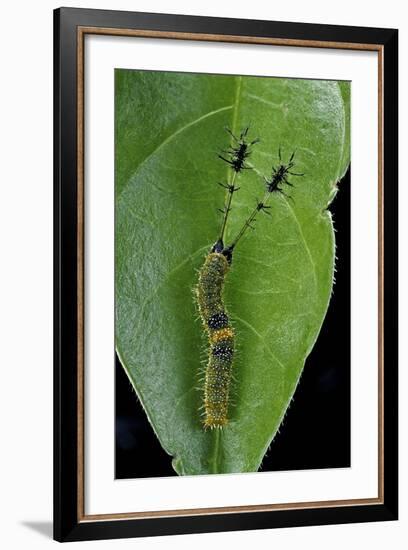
{"left": 115, "top": 70, "right": 350, "bottom": 475}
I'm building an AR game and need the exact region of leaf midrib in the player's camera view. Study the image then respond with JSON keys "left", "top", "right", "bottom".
{"left": 209, "top": 75, "right": 243, "bottom": 473}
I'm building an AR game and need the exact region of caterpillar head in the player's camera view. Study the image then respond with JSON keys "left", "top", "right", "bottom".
{"left": 211, "top": 239, "right": 233, "bottom": 265}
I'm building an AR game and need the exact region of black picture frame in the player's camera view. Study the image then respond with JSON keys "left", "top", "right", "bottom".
{"left": 54, "top": 7, "right": 398, "bottom": 542}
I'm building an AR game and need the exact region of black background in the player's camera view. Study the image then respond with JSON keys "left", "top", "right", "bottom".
{"left": 115, "top": 168, "right": 350, "bottom": 479}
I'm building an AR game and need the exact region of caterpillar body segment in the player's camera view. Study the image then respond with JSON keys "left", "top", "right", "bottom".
{"left": 195, "top": 251, "right": 235, "bottom": 429}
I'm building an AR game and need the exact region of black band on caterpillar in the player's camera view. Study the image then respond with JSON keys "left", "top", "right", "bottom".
{"left": 207, "top": 312, "right": 229, "bottom": 330}
{"left": 195, "top": 251, "right": 234, "bottom": 429}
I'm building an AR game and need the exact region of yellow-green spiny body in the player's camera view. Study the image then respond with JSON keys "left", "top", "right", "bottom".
{"left": 195, "top": 252, "right": 235, "bottom": 429}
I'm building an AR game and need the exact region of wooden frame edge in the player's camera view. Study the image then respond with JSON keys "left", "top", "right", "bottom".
{"left": 74, "top": 25, "right": 387, "bottom": 525}
{"left": 77, "top": 25, "right": 85, "bottom": 522}
{"left": 79, "top": 497, "right": 382, "bottom": 523}
{"left": 78, "top": 25, "right": 383, "bottom": 51}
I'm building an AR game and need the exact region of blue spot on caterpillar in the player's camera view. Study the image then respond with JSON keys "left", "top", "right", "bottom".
{"left": 195, "top": 129, "right": 303, "bottom": 429}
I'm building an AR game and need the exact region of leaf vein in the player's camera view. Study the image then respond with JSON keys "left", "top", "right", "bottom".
{"left": 246, "top": 92, "right": 283, "bottom": 109}
{"left": 281, "top": 196, "right": 318, "bottom": 289}
{"left": 248, "top": 164, "right": 318, "bottom": 290}
{"left": 233, "top": 315, "right": 286, "bottom": 372}
{"left": 119, "top": 104, "right": 234, "bottom": 199}
{"left": 132, "top": 245, "right": 209, "bottom": 339}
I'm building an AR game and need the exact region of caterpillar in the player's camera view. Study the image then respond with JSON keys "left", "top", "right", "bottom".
{"left": 195, "top": 129, "right": 303, "bottom": 429}
{"left": 196, "top": 250, "right": 233, "bottom": 429}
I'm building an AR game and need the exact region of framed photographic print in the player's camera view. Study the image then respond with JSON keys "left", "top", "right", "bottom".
{"left": 53, "top": 7, "right": 398, "bottom": 542}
